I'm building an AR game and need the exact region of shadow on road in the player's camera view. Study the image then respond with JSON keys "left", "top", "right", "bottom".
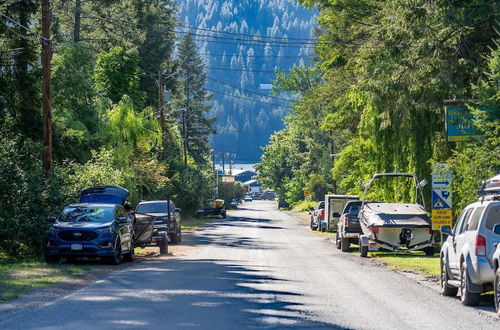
{"left": 62, "top": 258, "right": 347, "bottom": 329}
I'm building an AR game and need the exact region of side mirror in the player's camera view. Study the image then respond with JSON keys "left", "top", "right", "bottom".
{"left": 117, "top": 217, "right": 128, "bottom": 224}
{"left": 175, "top": 208, "right": 182, "bottom": 213}
{"left": 47, "top": 216, "right": 57, "bottom": 223}
{"left": 333, "top": 212, "right": 341, "bottom": 218}
{"left": 493, "top": 224, "right": 500, "bottom": 235}
{"left": 440, "top": 225, "right": 452, "bottom": 236}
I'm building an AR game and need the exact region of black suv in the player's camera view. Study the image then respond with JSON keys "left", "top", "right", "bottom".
{"left": 135, "top": 200, "right": 182, "bottom": 252}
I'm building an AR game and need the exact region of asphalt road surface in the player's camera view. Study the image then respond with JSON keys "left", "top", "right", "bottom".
{"left": 1, "top": 201, "right": 499, "bottom": 329}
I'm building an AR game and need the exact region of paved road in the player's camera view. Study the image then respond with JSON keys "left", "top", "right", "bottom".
{"left": 1, "top": 201, "right": 499, "bottom": 329}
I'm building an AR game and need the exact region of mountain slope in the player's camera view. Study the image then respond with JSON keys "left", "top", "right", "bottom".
{"left": 176, "top": 0, "right": 317, "bottom": 163}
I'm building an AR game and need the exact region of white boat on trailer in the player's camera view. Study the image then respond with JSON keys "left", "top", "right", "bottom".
{"left": 358, "top": 173, "right": 435, "bottom": 257}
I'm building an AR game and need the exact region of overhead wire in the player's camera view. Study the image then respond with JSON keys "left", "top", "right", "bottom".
{"left": 207, "top": 76, "right": 294, "bottom": 102}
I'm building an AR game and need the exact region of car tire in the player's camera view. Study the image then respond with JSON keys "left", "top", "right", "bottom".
{"left": 171, "top": 226, "right": 181, "bottom": 244}
{"left": 159, "top": 238, "right": 168, "bottom": 255}
{"left": 460, "top": 262, "right": 480, "bottom": 306}
{"left": 310, "top": 219, "right": 317, "bottom": 231}
{"left": 424, "top": 246, "right": 435, "bottom": 256}
{"left": 123, "top": 244, "right": 134, "bottom": 262}
{"left": 341, "top": 237, "right": 350, "bottom": 252}
{"left": 360, "top": 245, "right": 368, "bottom": 258}
{"left": 494, "top": 267, "right": 500, "bottom": 317}
{"left": 440, "top": 256, "right": 458, "bottom": 296}
{"left": 44, "top": 254, "right": 60, "bottom": 264}
{"left": 335, "top": 234, "right": 341, "bottom": 249}
{"left": 108, "top": 240, "right": 122, "bottom": 265}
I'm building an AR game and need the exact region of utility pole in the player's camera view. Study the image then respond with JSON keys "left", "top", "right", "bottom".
{"left": 221, "top": 152, "right": 225, "bottom": 173}
{"left": 213, "top": 152, "right": 218, "bottom": 198}
{"left": 73, "top": 0, "right": 81, "bottom": 42}
{"left": 41, "top": 0, "right": 53, "bottom": 178}
{"left": 158, "top": 71, "right": 165, "bottom": 144}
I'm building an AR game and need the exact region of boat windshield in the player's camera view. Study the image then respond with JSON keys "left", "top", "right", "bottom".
{"left": 365, "top": 175, "right": 418, "bottom": 204}
{"left": 136, "top": 202, "right": 168, "bottom": 213}
{"left": 59, "top": 206, "right": 114, "bottom": 223}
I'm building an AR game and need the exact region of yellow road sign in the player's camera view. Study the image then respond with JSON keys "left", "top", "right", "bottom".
{"left": 432, "top": 209, "right": 453, "bottom": 230}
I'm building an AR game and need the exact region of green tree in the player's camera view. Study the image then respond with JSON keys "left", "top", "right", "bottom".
{"left": 176, "top": 32, "right": 215, "bottom": 164}
{"left": 94, "top": 46, "right": 143, "bottom": 105}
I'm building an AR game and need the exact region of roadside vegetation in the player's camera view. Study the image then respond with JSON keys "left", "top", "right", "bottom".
{"left": 368, "top": 252, "right": 440, "bottom": 278}
{"left": 0, "top": 260, "right": 95, "bottom": 302}
{"left": 0, "top": 2, "right": 218, "bottom": 263}
{"left": 257, "top": 1, "right": 500, "bottom": 215}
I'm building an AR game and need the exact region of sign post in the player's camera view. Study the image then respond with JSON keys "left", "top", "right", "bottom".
{"left": 431, "top": 163, "right": 453, "bottom": 245}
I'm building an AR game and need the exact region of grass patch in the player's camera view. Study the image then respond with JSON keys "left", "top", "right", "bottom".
{"left": 0, "top": 259, "right": 95, "bottom": 302}
{"left": 291, "top": 200, "right": 317, "bottom": 212}
{"left": 313, "top": 230, "right": 336, "bottom": 236}
{"left": 369, "top": 251, "right": 440, "bottom": 277}
{"left": 181, "top": 216, "right": 218, "bottom": 230}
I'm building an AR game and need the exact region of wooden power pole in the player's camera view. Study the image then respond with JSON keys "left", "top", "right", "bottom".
{"left": 41, "top": 0, "right": 53, "bottom": 178}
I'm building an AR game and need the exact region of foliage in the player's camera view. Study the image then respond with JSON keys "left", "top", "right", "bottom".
{"left": 176, "top": 33, "right": 215, "bottom": 164}
{"left": 218, "top": 181, "right": 245, "bottom": 204}
{"left": 259, "top": 0, "right": 500, "bottom": 214}
{"left": 291, "top": 200, "right": 317, "bottom": 212}
{"left": 94, "top": 46, "right": 144, "bottom": 105}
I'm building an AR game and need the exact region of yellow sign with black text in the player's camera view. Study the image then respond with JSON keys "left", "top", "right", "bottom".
{"left": 432, "top": 209, "right": 453, "bottom": 230}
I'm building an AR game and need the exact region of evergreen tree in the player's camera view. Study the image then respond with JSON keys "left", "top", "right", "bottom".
{"left": 177, "top": 32, "right": 215, "bottom": 164}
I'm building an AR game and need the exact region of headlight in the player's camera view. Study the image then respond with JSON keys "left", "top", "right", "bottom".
{"left": 99, "top": 227, "right": 112, "bottom": 234}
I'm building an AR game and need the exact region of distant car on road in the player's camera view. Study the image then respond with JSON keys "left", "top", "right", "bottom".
{"left": 244, "top": 195, "right": 253, "bottom": 202}
{"left": 195, "top": 199, "right": 226, "bottom": 219}
{"left": 336, "top": 200, "right": 363, "bottom": 251}
{"left": 440, "top": 195, "right": 500, "bottom": 306}
{"left": 44, "top": 186, "right": 134, "bottom": 265}
{"left": 278, "top": 200, "right": 289, "bottom": 209}
{"left": 309, "top": 201, "right": 325, "bottom": 231}
{"left": 135, "top": 200, "right": 182, "bottom": 250}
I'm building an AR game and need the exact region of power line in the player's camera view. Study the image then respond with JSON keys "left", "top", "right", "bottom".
{"left": 207, "top": 66, "right": 281, "bottom": 73}
{"left": 0, "top": 12, "right": 50, "bottom": 42}
{"left": 199, "top": 52, "right": 315, "bottom": 59}
{"left": 207, "top": 88, "right": 290, "bottom": 108}
{"left": 207, "top": 76, "right": 294, "bottom": 102}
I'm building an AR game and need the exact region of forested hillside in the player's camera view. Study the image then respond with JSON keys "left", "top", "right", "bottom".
{"left": 258, "top": 0, "right": 500, "bottom": 212}
{"left": 176, "top": 0, "right": 317, "bottom": 162}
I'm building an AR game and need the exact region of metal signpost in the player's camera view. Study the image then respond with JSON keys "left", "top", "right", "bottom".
{"left": 431, "top": 163, "right": 453, "bottom": 238}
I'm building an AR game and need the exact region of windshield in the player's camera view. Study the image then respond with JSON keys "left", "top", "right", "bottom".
{"left": 346, "top": 202, "right": 362, "bottom": 215}
{"left": 59, "top": 206, "right": 114, "bottom": 223}
{"left": 136, "top": 202, "right": 168, "bottom": 213}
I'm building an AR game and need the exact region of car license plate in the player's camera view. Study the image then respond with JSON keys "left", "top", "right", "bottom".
{"left": 71, "top": 244, "right": 83, "bottom": 251}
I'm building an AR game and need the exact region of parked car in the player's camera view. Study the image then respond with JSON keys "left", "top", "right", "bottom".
{"left": 492, "top": 230, "right": 500, "bottom": 317}
{"left": 278, "top": 200, "right": 289, "bottom": 209}
{"left": 261, "top": 190, "right": 276, "bottom": 200}
{"left": 309, "top": 201, "right": 325, "bottom": 231}
{"left": 440, "top": 195, "right": 500, "bottom": 306}
{"left": 44, "top": 186, "right": 134, "bottom": 265}
{"left": 336, "top": 200, "right": 363, "bottom": 251}
{"left": 195, "top": 199, "right": 226, "bottom": 219}
{"left": 244, "top": 195, "right": 253, "bottom": 202}
{"left": 135, "top": 199, "right": 182, "bottom": 251}
{"left": 229, "top": 199, "right": 238, "bottom": 209}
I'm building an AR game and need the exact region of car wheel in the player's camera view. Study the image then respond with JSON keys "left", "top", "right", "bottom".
{"left": 310, "top": 219, "right": 316, "bottom": 231}
{"left": 341, "top": 237, "right": 350, "bottom": 252}
{"left": 460, "top": 262, "right": 480, "bottom": 306}
{"left": 123, "top": 244, "right": 134, "bottom": 262}
{"left": 108, "top": 240, "right": 122, "bottom": 265}
{"left": 159, "top": 238, "right": 168, "bottom": 255}
{"left": 440, "top": 256, "right": 458, "bottom": 296}
{"left": 171, "top": 226, "right": 180, "bottom": 244}
{"left": 424, "top": 246, "right": 435, "bottom": 256}
{"left": 335, "top": 234, "right": 341, "bottom": 249}
{"left": 360, "top": 245, "right": 368, "bottom": 258}
{"left": 494, "top": 267, "right": 500, "bottom": 317}
{"left": 44, "top": 254, "right": 60, "bottom": 264}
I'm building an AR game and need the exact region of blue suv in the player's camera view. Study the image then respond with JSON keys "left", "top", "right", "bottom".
{"left": 44, "top": 186, "right": 134, "bottom": 265}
